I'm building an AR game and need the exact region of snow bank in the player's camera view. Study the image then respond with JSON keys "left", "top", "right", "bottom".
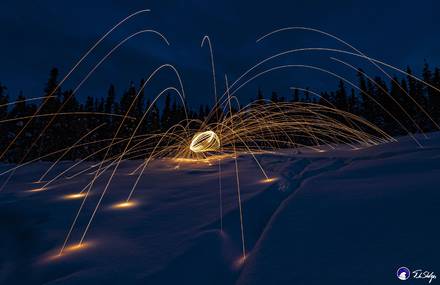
{"left": 0, "top": 133, "right": 439, "bottom": 284}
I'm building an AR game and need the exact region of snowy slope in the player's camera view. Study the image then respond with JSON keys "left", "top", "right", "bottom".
{"left": 0, "top": 133, "right": 439, "bottom": 284}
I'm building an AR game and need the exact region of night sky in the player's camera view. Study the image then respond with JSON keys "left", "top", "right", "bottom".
{"left": 1, "top": 0, "right": 440, "bottom": 107}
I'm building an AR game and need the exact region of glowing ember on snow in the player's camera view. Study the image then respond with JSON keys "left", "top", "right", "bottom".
{"left": 28, "top": 186, "right": 48, "bottom": 192}
{"left": 261, "top": 177, "right": 278, "bottom": 183}
{"left": 63, "top": 193, "right": 86, "bottom": 200}
{"left": 64, "top": 243, "right": 88, "bottom": 252}
{"left": 233, "top": 255, "right": 247, "bottom": 268}
{"left": 46, "top": 242, "right": 92, "bottom": 261}
{"left": 111, "top": 201, "right": 138, "bottom": 209}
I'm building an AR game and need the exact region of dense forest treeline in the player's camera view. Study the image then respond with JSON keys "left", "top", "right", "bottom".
{"left": 1, "top": 61, "right": 440, "bottom": 162}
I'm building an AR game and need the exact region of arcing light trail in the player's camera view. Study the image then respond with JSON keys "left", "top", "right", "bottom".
{"left": 0, "top": 10, "right": 438, "bottom": 264}
{"left": 0, "top": 9, "right": 151, "bottom": 162}
{"left": 256, "top": 26, "right": 440, "bottom": 134}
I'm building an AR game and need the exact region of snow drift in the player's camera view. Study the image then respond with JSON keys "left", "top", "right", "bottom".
{"left": 0, "top": 133, "right": 439, "bottom": 284}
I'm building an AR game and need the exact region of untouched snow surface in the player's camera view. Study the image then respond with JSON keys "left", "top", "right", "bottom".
{"left": 0, "top": 133, "right": 439, "bottom": 284}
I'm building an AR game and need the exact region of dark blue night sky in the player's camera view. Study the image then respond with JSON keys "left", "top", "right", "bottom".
{"left": 1, "top": 0, "right": 440, "bottom": 107}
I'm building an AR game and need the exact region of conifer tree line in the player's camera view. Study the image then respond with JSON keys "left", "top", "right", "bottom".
{"left": 1, "top": 61, "right": 440, "bottom": 162}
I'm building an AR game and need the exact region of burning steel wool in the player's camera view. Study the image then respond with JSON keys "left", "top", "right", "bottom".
{"left": 190, "top": 131, "right": 221, "bottom": 153}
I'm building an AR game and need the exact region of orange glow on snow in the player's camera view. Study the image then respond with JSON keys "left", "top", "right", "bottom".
{"left": 64, "top": 242, "right": 88, "bottom": 252}
{"left": 261, "top": 177, "right": 278, "bottom": 183}
{"left": 234, "top": 255, "right": 247, "bottom": 268}
{"left": 111, "top": 201, "right": 138, "bottom": 209}
{"left": 28, "top": 186, "right": 48, "bottom": 192}
{"left": 46, "top": 242, "right": 92, "bottom": 262}
{"left": 63, "top": 193, "right": 86, "bottom": 200}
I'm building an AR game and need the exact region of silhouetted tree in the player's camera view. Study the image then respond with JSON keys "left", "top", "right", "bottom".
{"left": 0, "top": 83, "right": 8, "bottom": 119}
{"left": 318, "top": 91, "right": 331, "bottom": 107}
{"left": 161, "top": 93, "right": 172, "bottom": 130}
{"left": 348, "top": 88, "right": 359, "bottom": 115}
{"left": 0, "top": 84, "right": 10, "bottom": 160}
{"left": 36, "top": 68, "right": 63, "bottom": 159}
{"left": 431, "top": 68, "right": 440, "bottom": 123}
{"left": 270, "top": 91, "right": 279, "bottom": 103}
{"left": 257, "top": 88, "right": 264, "bottom": 102}
{"left": 291, "top": 88, "right": 300, "bottom": 102}
{"left": 105, "top": 85, "right": 116, "bottom": 115}
{"left": 334, "top": 80, "right": 348, "bottom": 111}
{"left": 3, "top": 60, "right": 440, "bottom": 162}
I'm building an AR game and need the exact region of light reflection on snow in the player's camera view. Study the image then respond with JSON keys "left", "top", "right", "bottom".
{"left": 111, "top": 200, "right": 139, "bottom": 210}
{"left": 63, "top": 193, "right": 86, "bottom": 200}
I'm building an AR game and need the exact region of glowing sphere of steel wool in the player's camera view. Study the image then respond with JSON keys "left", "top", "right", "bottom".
{"left": 189, "top": 131, "right": 220, "bottom": 153}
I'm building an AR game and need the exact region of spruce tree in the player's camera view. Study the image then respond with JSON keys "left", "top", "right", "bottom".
{"left": 348, "top": 88, "right": 358, "bottom": 115}
{"left": 37, "top": 68, "right": 62, "bottom": 159}
{"left": 161, "top": 93, "right": 172, "bottom": 130}
{"left": 270, "top": 91, "right": 279, "bottom": 103}
{"left": 335, "top": 80, "right": 348, "bottom": 111}
{"left": 0, "top": 83, "right": 8, "bottom": 119}
{"left": 0, "top": 84, "right": 9, "bottom": 159}
{"left": 291, "top": 88, "right": 300, "bottom": 102}
{"left": 257, "top": 88, "right": 264, "bottom": 102}
{"left": 431, "top": 68, "right": 440, "bottom": 124}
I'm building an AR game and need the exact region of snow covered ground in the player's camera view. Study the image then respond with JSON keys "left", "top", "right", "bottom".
{"left": 0, "top": 133, "right": 439, "bottom": 284}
